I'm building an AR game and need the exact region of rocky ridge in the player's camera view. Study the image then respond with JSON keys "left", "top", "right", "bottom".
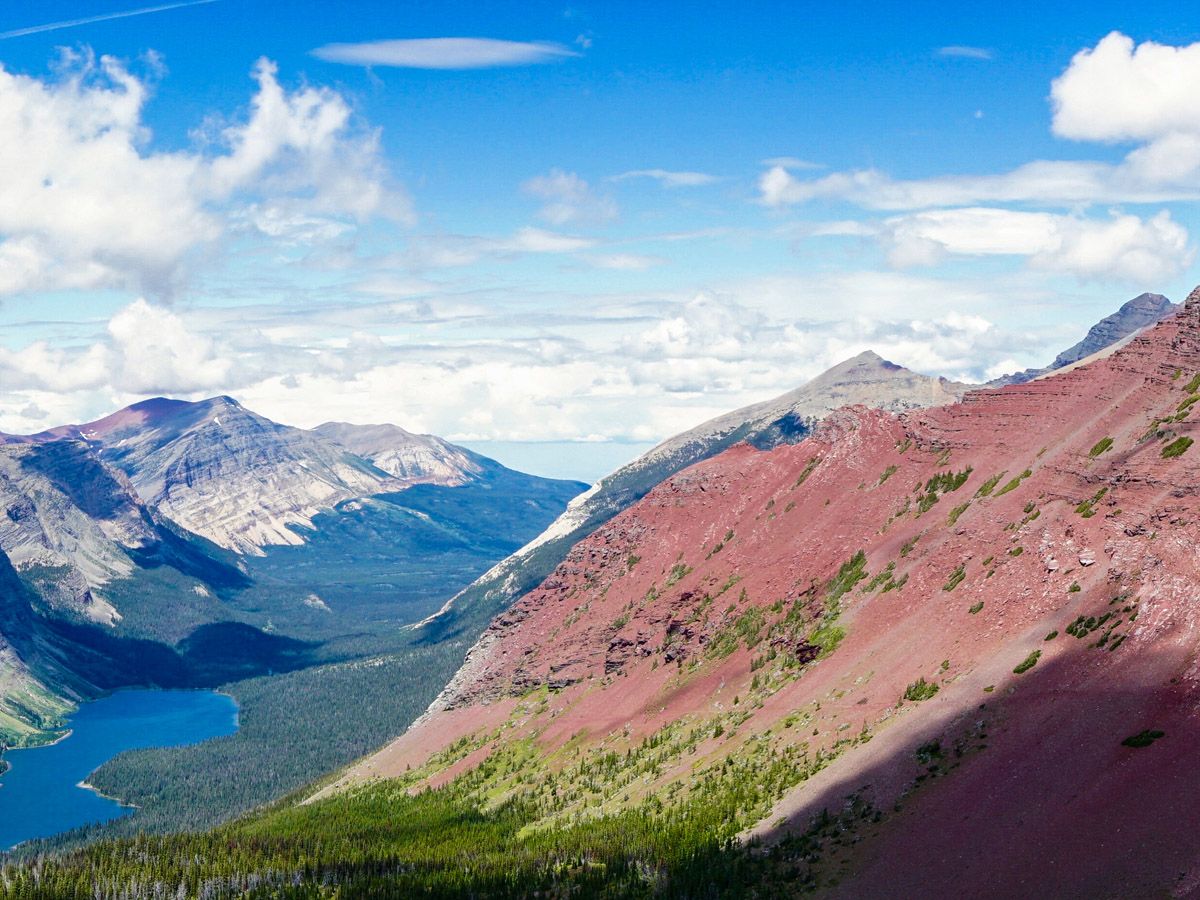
{"left": 414, "top": 350, "right": 971, "bottom": 639}
{"left": 330, "top": 289, "right": 1200, "bottom": 896}
{"left": 990, "top": 291, "right": 1176, "bottom": 385}
{"left": 4, "top": 398, "right": 491, "bottom": 555}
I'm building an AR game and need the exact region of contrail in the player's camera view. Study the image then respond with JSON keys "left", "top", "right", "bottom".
{"left": 0, "top": 0, "right": 219, "bottom": 41}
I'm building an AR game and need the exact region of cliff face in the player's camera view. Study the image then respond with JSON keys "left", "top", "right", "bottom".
{"left": 334, "top": 292, "right": 1200, "bottom": 895}
{"left": 312, "top": 422, "right": 483, "bottom": 484}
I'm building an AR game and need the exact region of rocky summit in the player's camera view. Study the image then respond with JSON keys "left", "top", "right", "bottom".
{"left": 331, "top": 288, "right": 1200, "bottom": 897}
{"left": 4, "top": 397, "right": 490, "bottom": 555}
{"left": 992, "top": 291, "right": 1177, "bottom": 386}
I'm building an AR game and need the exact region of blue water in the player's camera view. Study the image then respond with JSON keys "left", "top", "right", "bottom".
{"left": 0, "top": 689, "right": 238, "bottom": 849}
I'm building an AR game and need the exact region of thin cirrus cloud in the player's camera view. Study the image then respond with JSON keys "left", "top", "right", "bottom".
{"left": 0, "top": 0, "right": 218, "bottom": 40}
{"left": 937, "top": 45, "right": 993, "bottom": 60}
{"left": 311, "top": 37, "right": 579, "bottom": 70}
{"left": 610, "top": 169, "right": 720, "bottom": 188}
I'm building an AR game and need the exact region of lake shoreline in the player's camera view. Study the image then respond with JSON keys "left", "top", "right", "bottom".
{"left": 76, "top": 779, "right": 140, "bottom": 809}
{"left": 0, "top": 689, "right": 238, "bottom": 850}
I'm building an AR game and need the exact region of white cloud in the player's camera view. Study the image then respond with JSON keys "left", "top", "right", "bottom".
{"left": 107, "top": 299, "right": 232, "bottom": 393}
{"left": 0, "top": 267, "right": 1127, "bottom": 448}
{"left": 311, "top": 38, "right": 578, "bottom": 70}
{"left": 1051, "top": 32, "right": 1200, "bottom": 142}
{"left": 0, "top": 299, "right": 232, "bottom": 397}
{"left": 521, "top": 169, "right": 616, "bottom": 225}
{"left": 610, "top": 169, "right": 719, "bottom": 187}
{"left": 937, "top": 46, "right": 993, "bottom": 60}
{"left": 584, "top": 253, "right": 664, "bottom": 270}
{"left": 505, "top": 226, "right": 595, "bottom": 253}
{"left": 759, "top": 33, "right": 1200, "bottom": 210}
{"left": 0, "top": 51, "right": 401, "bottom": 298}
{"left": 761, "top": 156, "right": 824, "bottom": 170}
{"left": 1030, "top": 210, "right": 1192, "bottom": 283}
{"left": 881, "top": 207, "right": 1192, "bottom": 282}
{"left": 402, "top": 227, "right": 597, "bottom": 268}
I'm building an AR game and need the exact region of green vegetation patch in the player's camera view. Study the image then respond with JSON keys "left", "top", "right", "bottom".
{"left": 947, "top": 502, "right": 970, "bottom": 526}
{"left": 0, "top": 714, "right": 866, "bottom": 899}
{"left": 916, "top": 467, "right": 973, "bottom": 514}
{"left": 975, "top": 471, "right": 1006, "bottom": 498}
{"left": 665, "top": 562, "right": 694, "bottom": 587}
{"left": 1121, "top": 729, "right": 1166, "bottom": 748}
{"left": 1162, "top": 436, "right": 1195, "bottom": 459}
{"left": 706, "top": 607, "right": 767, "bottom": 659}
{"left": 863, "top": 562, "right": 896, "bottom": 593}
{"left": 942, "top": 564, "right": 966, "bottom": 592}
{"left": 1012, "top": 650, "right": 1041, "bottom": 674}
{"left": 903, "top": 678, "right": 939, "bottom": 702}
{"left": 794, "top": 455, "right": 822, "bottom": 488}
{"left": 994, "top": 469, "right": 1033, "bottom": 497}
{"left": 802, "top": 550, "right": 867, "bottom": 659}
{"left": 968, "top": 601, "right": 984, "bottom": 615}
{"left": 1075, "top": 486, "right": 1108, "bottom": 518}
{"left": 1088, "top": 437, "right": 1114, "bottom": 458}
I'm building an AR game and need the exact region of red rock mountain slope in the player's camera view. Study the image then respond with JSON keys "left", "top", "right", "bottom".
{"left": 331, "top": 287, "right": 1200, "bottom": 897}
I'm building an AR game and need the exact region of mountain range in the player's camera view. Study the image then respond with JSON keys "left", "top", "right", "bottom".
{"left": 414, "top": 292, "right": 1174, "bottom": 652}
{"left": 0, "top": 401, "right": 584, "bottom": 749}
{"left": 307, "top": 288, "right": 1200, "bottom": 896}
{"left": 0, "top": 289, "right": 1182, "bottom": 884}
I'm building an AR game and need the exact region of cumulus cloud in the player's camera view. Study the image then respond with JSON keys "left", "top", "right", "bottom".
{"left": 1051, "top": 32, "right": 1200, "bottom": 142}
{"left": 522, "top": 169, "right": 616, "bottom": 225}
{"left": 107, "top": 299, "right": 232, "bottom": 393}
{"left": 0, "top": 267, "right": 1121, "bottom": 449}
{"left": 0, "top": 299, "right": 232, "bottom": 398}
{"left": 881, "top": 207, "right": 1192, "bottom": 282}
{"left": 759, "top": 32, "right": 1200, "bottom": 211}
{"left": 610, "top": 169, "right": 719, "bottom": 187}
{"left": 311, "top": 38, "right": 579, "bottom": 70}
{"left": 0, "top": 50, "right": 401, "bottom": 297}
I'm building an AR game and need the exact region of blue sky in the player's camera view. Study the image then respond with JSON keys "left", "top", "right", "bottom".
{"left": 2, "top": 1, "right": 1200, "bottom": 480}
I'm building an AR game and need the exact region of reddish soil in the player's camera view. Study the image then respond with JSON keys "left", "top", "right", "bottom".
{"left": 341, "top": 288, "right": 1200, "bottom": 896}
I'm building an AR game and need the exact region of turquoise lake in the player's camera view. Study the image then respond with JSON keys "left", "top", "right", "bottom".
{"left": 0, "top": 689, "right": 238, "bottom": 849}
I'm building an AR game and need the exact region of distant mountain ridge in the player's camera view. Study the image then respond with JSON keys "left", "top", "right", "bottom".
{"left": 989, "top": 292, "right": 1176, "bottom": 386}
{"left": 414, "top": 292, "right": 1177, "bottom": 649}
{"left": 3, "top": 398, "right": 494, "bottom": 555}
{"left": 413, "top": 349, "right": 973, "bottom": 647}
{"left": 0, "top": 398, "right": 585, "bottom": 749}
{"left": 312, "top": 421, "right": 484, "bottom": 484}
